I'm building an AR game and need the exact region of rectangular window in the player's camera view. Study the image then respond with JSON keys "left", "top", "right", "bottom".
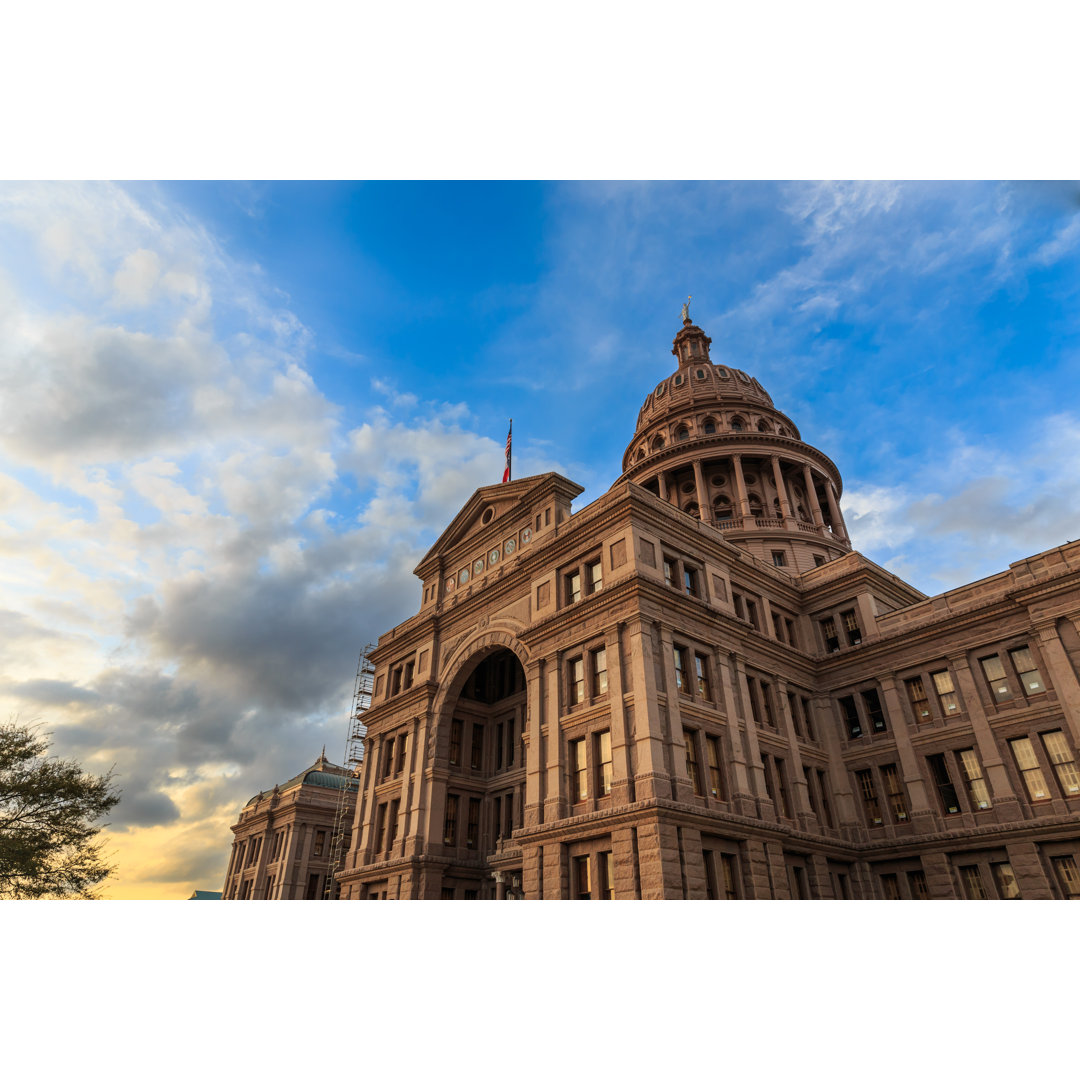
{"left": 1009, "top": 646, "right": 1045, "bottom": 696}
{"left": 395, "top": 732, "right": 408, "bottom": 774}
{"left": 568, "top": 656, "right": 585, "bottom": 705}
{"left": 1041, "top": 731, "right": 1080, "bottom": 796}
{"left": 673, "top": 646, "right": 690, "bottom": 695}
{"left": 745, "top": 599, "right": 760, "bottom": 630}
{"left": 586, "top": 560, "right": 603, "bottom": 594}
{"left": 1051, "top": 855, "right": 1080, "bottom": 898}
{"left": 592, "top": 730, "right": 613, "bottom": 798}
{"left": 813, "top": 554, "right": 826, "bottom": 567}
{"left": 449, "top": 719, "right": 462, "bottom": 766}
{"left": 802, "top": 697, "right": 814, "bottom": 740}
{"left": 592, "top": 647, "right": 608, "bottom": 696}
{"left": 821, "top": 616, "right": 840, "bottom": 653}
{"left": 466, "top": 798, "right": 480, "bottom": 848}
{"left": 684, "top": 728, "right": 702, "bottom": 796}
{"left": 817, "top": 769, "right": 834, "bottom": 827}
{"left": 842, "top": 608, "right": 862, "bottom": 646}
{"left": 386, "top": 798, "right": 399, "bottom": 851}
{"left": 566, "top": 570, "right": 581, "bottom": 604}
{"left": 504, "top": 792, "right": 514, "bottom": 836}
{"left": 861, "top": 688, "right": 887, "bottom": 733}
{"left": 663, "top": 558, "right": 676, "bottom": 588}
{"left": 746, "top": 677, "right": 764, "bottom": 726}
{"left": 264, "top": 875, "right": 274, "bottom": 900}
{"left": 464, "top": 889, "right": 479, "bottom": 900}
{"left": 785, "top": 618, "right": 798, "bottom": 648}
{"left": 906, "top": 676, "right": 932, "bottom": 722}
{"left": 403, "top": 661, "right": 414, "bottom": 690}
{"left": 374, "top": 804, "right": 387, "bottom": 852}
{"left": 772, "top": 612, "right": 784, "bottom": 640}
{"left": 839, "top": 695, "right": 862, "bottom": 738}
{"left": 775, "top": 758, "right": 792, "bottom": 818}
{"left": 880, "top": 873, "right": 900, "bottom": 900}
{"left": 304, "top": 874, "right": 319, "bottom": 900}
{"left": 492, "top": 795, "right": 502, "bottom": 840}
{"left": 760, "top": 753, "right": 776, "bottom": 804}
{"left": 1009, "top": 737, "right": 1052, "bottom": 801}
{"left": 443, "top": 794, "right": 458, "bottom": 846}
{"left": 684, "top": 567, "right": 700, "bottom": 597}
{"left": 856, "top": 769, "right": 884, "bottom": 827}
{"left": 960, "top": 865, "right": 987, "bottom": 900}
{"left": 571, "top": 738, "right": 587, "bottom": 803}
{"left": 956, "top": 749, "right": 992, "bottom": 810}
{"left": 574, "top": 855, "right": 592, "bottom": 900}
{"left": 980, "top": 655, "right": 1013, "bottom": 701}
{"left": 720, "top": 853, "right": 739, "bottom": 899}
{"left": 928, "top": 753, "right": 962, "bottom": 814}
{"left": 313, "top": 830, "right": 326, "bottom": 857}
{"left": 382, "top": 737, "right": 395, "bottom": 779}
{"left": 508, "top": 717, "right": 515, "bottom": 766}
{"left": 733, "top": 592, "right": 745, "bottom": 620}
{"left": 695, "top": 653, "right": 712, "bottom": 700}
{"left": 470, "top": 724, "right": 484, "bottom": 770}
{"left": 908, "top": 869, "right": 929, "bottom": 899}
{"left": 496, "top": 724, "right": 505, "bottom": 771}
{"left": 991, "top": 862, "right": 1021, "bottom": 899}
{"left": 600, "top": 852, "right": 615, "bottom": 899}
{"left": 803, "top": 765, "right": 819, "bottom": 818}
{"left": 760, "top": 682, "right": 776, "bottom": 727}
{"left": 932, "top": 670, "right": 961, "bottom": 715}
{"left": 880, "top": 763, "right": 909, "bottom": 822}
{"left": 771, "top": 550, "right": 786, "bottom": 567}
{"left": 706, "top": 736, "right": 724, "bottom": 799}
{"left": 441, "top": 887, "right": 455, "bottom": 900}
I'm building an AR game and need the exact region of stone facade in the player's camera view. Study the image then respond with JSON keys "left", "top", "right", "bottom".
{"left": 223, "top": 752, "right": 357, "bottom": 900}
{"left": 337, "top": 319, "right": 1080, "bottom": 899}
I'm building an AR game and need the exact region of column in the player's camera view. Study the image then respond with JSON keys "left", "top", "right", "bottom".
{"left": 692, "top": 458, "right": 709, "bottom": 522}
{"left": 802, "top": 464, "right": 825, "bottom": 529}
{"left": 403, "top": 713, "right": 429, "bottom": 855}
{"left": 875, "top": 673, "right": 937, "bottom": 832}
{"left": 715, "top": 648, "right": 755, "bottom": 815}
{"left": 524, "top": 659, "right": 546, "bottom": 827}
{"left": 541, "top": 657, "right": 565, "bottom": 821}
{"left": 606, "top": 623, "right": 634, "bottom": 806}
{"left": 824, "top": 480, "right": 847, "bottom": 540}
{"left": 771, "top": 455, "right": 793, "bottom": 524}
{"left": 658, "top": 625, "right": 696, "bottom": 803}
{"left": 732, "top": 656, "right": 771, "bottom": 819}
{"left": 1033, "top": 622, "right": 1080, "bottom": 746}
{"left": 657, "top": 470, "right": 668, "bottom": 504}
{"left": 810, "top": 695, "right": 862, "bottom": 836}
{"left": 774, "top": 677, "right": 816, "bottom": 829}
{"left": 731, "top": 452, "right": 751, "bottom": 524}
{"left": 948, "top": 651, "right": 1023, "bottom": 822}
{"left": 625, "top": 618, "right": 671, "bottom": 800}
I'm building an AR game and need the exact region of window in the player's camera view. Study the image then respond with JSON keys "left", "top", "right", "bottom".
{"left": 928, "top": 753, "right": 962, "bottom": 814}
{"left": 960, "top": 865, "right": 988, "bottom": 899}
{"left": 856, "top": 769, "right": 884, "bottom": 827}
{"left": 313, "top": 830, "right": 326, "bottom": 857}
{"left": 382, "top": 737, "right": 395, "bottom": 779}
{"left": 732, "top": 592, "right": 745, "bottom": 620}
{"left": 839, "top": 695, "right": 862, "bottom": 738}
{"left": 760, "top": 682, "right": 776, "bottom": 727}
{"left": 466, "top": 798, "right": 480, "bottom": 848}
{"left": 676, "top": 426, "right": 689, "bottom": 441}
{"left": 684, "top": 729, "right": 702, "bottom": 796}
{"left": 821, "top": 616, "right": 840, "bottom": 653}
{"left": 386, "top": 798, "right": 399, "bottom": 851}
{"left": 599, "top": 852, "right": 615, "bottom": 899}
{"left": 906, "top": 676, "right": 932, "bottom": 721}
{"left": 571, "top": 739, "right": 587, "bottom": 803}
{"left": 374, "top": 804, "right": 387, "bottom": 852}
{"left": 449, "top": 719, "right": 462, "bottom": 766}
{"left": 956, "top": 749, "right": 992, "bottom": 809}
{"left": 264, "top": 875, "right": 274, "bottom": 900}
{"left": 817, "top": 770, "right": 834, "bottom": 827}
{"left": 1009, "top": 737, "right": 1052, "bottom": 801}
{"left": 813, "top": 555, "right": 826, "bottom": 567}
{"left": 470, "top": 724, "right": 484, "bottom": 770}
{"left": 775, "top": 758, "right": 792, "bottom": 818}
{"left": 464, "top": 889, "right": 479, "bottom": 900}
{"left": 591, "top": 647, "right": 608, "bottom": 696}
{"left": 980, "top": 655, "right": 1013, "bottom": 701}
{"left": 1009, "top": 646, "right": 1045, "bottom": 696}
{"left": 880, "top": 873, "right": 900, "bottom": 900}
{"left": 785, "top": 618, "right": 798, "bottom": 648}
{"left": 880, "top": 763, "right": 909, "bottom": 822}
{"left": 596, "top": 731, "right": 613, "bottom": 796}
{"left": 304, "top": 874, "right": 320, "bottom": 900}
{"left": 745, "top": 599, "right": 760, "bottom": 630}
{"left": 443, "top": 794, "right": 458, "bottom": 845}
{"left": 402, "top": 661, "right": 414, "bottom": 690}
{"left": 574, "top": 855, "right": 592, "bottom": 899}
{"left": 771, "top": 550, "right": 786, "bottom": 567}
{"left": 720, "top": 853, "right": 739, "bottom": 899}
{"left": 663, "top": 558, "right": 676, "bottom": 587}
{"left": 706, "top": 736, "right": 724, "bottom": 799}
{"left": 695, "top": 653, "right": 712, "bottom": 701}
{"left": 1041, "top": 731, "right": 1080, "bottom": 796}
{"left": 842, "top": 609, "right": 862, "bottom": 646}
{"left": 932, "top": 670, "right": 961, "bottom": 715}
{"left": 908, "top": 869, "right": 929, "bottom": 899}
{"left": 566, "top": 570, "right": 582, "bottom": 605}
{"left": 684, "top": 567, "right": 700, "bottom": 597}
{"left": 861, "top": 688, "right": 887, "bottom": 733}
{"left": 441, "top": 887, "right": 455, "bottom": 900}
{"left": 395, "top": 732, "right": 408, "bottom": 774}
{"left": 673, "top": 646, "right": 690, "bottom": 695}
{"left": 496, "top": 724, "right": 504, "bottom": 770}
{"left": 703, "top": 419, "right": 716, "bottom": 434}
{"left": 802, "top": 697, "right": 815, "bottom": 740}
{"left": 568, "top": 656, "right": 585, "bottom": 705}
{"left": 991, "top": 862, "right": 1021, "bottom": 899}
{"left": 504, "top": 792, "right": 514, "bottom": 836}
{"left": 1051, "top": 855, "right": 1080, "bottom": 898}
{"left": 586, "top": 560, "right": 603, "bottom": 595}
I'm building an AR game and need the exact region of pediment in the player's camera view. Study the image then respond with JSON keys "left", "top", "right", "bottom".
{"left": 414, "top": 472, "right": 583, "bottom": 576}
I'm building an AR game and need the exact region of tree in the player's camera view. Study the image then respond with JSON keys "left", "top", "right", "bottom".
{"left": 0, "top": 720, "right": 120, "bottom": 899}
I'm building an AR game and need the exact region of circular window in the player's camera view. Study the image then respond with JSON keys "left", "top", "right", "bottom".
{"left": 480, "top": 506, "right": 495, "bottom": 526}
{"left": 489, "top": 548, "right": 500, "bottom": 565}
{"left": 504, "top": 538, "right": 516, "bottom": 555}
{"left": 521, "top": 527, "right": 532, "bottom": 544}
{"left": 459, "top": 568, "right": 470, "bottom": 585}
{"left": 710, "top": 474, "right": 726, "bottom": 486}
{"left": 744, "top": 473, "right": 758, "bottom": 486}
{"left": 681, "top": 482, "right": 695, "bottom": 495}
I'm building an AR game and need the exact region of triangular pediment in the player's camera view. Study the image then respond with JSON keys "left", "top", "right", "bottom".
{"left": 414, "top": 472, "right": 583, "bottom": 576}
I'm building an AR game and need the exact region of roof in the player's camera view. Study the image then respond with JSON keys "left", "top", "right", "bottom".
{"left": 188, "top": 890, "right": 222, "bottom": 900}
{"left": 244, "top": 750, "right": 358, "bottom": 807}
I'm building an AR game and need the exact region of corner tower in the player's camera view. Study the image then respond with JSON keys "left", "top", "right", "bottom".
{"left": 616, "top": 313, "right": 851, "bottom": 572}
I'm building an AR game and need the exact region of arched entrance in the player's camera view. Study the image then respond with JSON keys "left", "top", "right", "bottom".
{"left": 436, "top": 647, "right": 527, "bottom": 899}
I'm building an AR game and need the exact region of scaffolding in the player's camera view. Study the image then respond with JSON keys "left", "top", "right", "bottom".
{"left": 322, "top": 643, "right": 375, "bottom": 899}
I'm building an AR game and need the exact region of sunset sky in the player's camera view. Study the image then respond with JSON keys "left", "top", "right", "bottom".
{"left": 2, "top": 179, "right": 1079, "bottom": 898}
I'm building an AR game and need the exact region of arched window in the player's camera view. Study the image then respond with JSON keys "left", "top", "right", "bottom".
{"left": 703, "top": 417, "right": 716, "bottom": 435}
{"left": 748, "top": 494, "right": 763, "bottom": 518}
{"left": 713, "top": 495, "right": 733, "bottom": 521}
{"left": 636, "top": 447, "right": 646, "bottom": 462}
{"left": 685, "top": 502, "right": 700, "bottom": 520}
{"left": 676, "top": 426, "right": 689, "bottom": 441}
{"left": 652, "top": 435, "right": 665, "bottom": 451}
{"left": 757, "top": 420, "right": 771, "bottom": 433}
{"left": 730, "top": 416, "right": 745, "bottom": 432}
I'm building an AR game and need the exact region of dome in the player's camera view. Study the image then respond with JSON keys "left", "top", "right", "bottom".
{"left": 615, "top": 317, "right": 852, "bottom": 573}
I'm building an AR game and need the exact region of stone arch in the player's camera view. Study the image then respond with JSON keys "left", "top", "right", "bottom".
{"left": 434, "top": 628, "right": 531, "bottom": 723}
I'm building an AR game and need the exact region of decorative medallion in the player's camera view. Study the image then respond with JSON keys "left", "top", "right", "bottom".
{"left": 445, "top": 577, "right": 455, "bottom": 592}
{"left": 521, "top": 527, "right": 532, "bottom": 544}
{"left": 459, "top": 568, "right": 469, "bottom": 585}
{"left": 504, "top": 537, "right": 516, "bottom": 555}
{"left": 473, "top": 558, "right": 485, "bottom": 576}
{"left": 489, "top": 547, "right": 500, "bottom": 565}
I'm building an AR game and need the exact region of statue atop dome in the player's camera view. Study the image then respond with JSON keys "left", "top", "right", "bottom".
{"left": 680, "top": 295, "right": 692, "bottom": 324}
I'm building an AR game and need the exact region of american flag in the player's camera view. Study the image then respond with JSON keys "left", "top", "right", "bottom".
{"left": 502, "top": 420, "right": 512, "bottom": 483}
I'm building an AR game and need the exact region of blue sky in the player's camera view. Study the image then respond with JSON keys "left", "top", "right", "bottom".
{"left": 1, "top": 180, "right": 1078, "bottom": 896}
